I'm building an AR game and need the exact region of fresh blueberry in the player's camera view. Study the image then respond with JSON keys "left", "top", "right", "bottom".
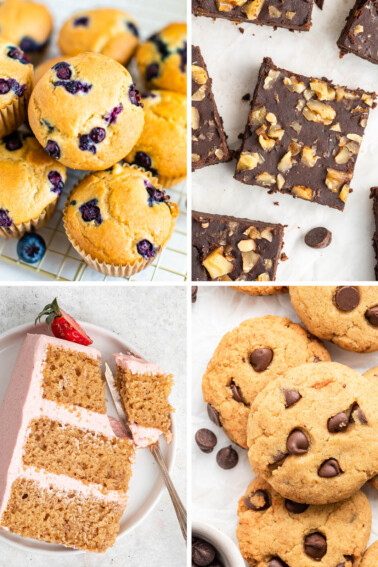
{"left": 0, "top": 208, "right": 13, "bottom": 227}
{"left": 79, "top": 199, "right": 102, "bottom": 224}
{"left": 104, "top": 103, "right": 123, "bottom": 125}
{"left": 74, "top": 16, "right": 89, "bottom": 26}
{"left": 135, "top": 151, "right": 151, "bottom": 169}
{"left": 178, "top": 41, "right": 187, "bottom": 72}
{"left": 145, "top": 180, "right": 167, "bottom": 206}
{"left": 3, "top": 131, "right": 22, "bottom": 151}
{"left": 0, "top": 79, "right": 10, "bottom": 94}
{"left": 48, "top": 171, "right": 64, "bottom": 195}
{"left": 70, "top": 200, "right": 77, "bottom": 206}
{"left": 7, "top": 46, "right": 30, "bottom": 64}
{"left": 17, "top": 233, "right": 46, "bottom": 264}
{"left": 137, "top": 239, "right": 156, "bottom": 259}
{"left": 53, "top": 61, "right": 72, "bottom": 80}
{"left": 148, "top": 33, "right": 169, "bottom": 59}
{"left": 126, "top": 21, "right": 139, "bottom": 37}
{"left": 145, "top": 63, "right": 159, "bottom": 81}
{"left": 89, "top": 127, "right": 106, "bottom": 143}
{"left": 79, "top": 134, "right": 96, "bottom": 154}
{"left": 129, "top": 84, "right": 143, "bottom": 107}
{"left": 45, "top": 140, "right": 61, "bottom": 159}
{"left": 54, "top": 80, "right": 92, "bottom": 94}
{"left": 20, "top": 37, "right": 47, "bottom": 54}
{"left": 10, "top": 79, "right": 26, "bottom": 97}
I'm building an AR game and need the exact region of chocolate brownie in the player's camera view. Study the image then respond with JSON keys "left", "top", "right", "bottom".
{"left": 337, "top": 0, "right": 378, "bottom": 65}
{"left": 192, "top": 45, "right": 231, "bottom": 170}
{"left": 315, "top": 0, "right": 324, "bottom": 8}
{"left": 234, "top": 57, "right": 376, "bottom": 210}
{"left": 192, "top": 210, "right": 284, "bottom": 281}
{"left": 371, "top": 187, "right": 378, "bottom": 280}
{"left": 192, "top": 0, "right": 314, "bottom": 32}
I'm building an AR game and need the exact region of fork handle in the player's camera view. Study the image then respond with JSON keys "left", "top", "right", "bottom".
{"left": 149, "top": 443, "right": 187, "bottom": 542}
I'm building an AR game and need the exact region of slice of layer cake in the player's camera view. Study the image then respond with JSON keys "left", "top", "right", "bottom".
{"left": 0, "top": 334, "right": 135, "bottom": 552}
{"left": 114, "top": 353, "right": 173, "bottom": 448}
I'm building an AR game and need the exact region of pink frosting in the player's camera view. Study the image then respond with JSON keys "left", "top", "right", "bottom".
{"left": 128, "top": 422, "right": 162, "bottom": 448}
{"left": 113, "top": 353, "right": 163, "bottom": 375}
{"left": 0, "top": 334, "right": 127, "bottom": 527}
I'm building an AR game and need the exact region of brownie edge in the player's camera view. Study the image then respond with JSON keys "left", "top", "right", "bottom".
{"left": 371, "top": 187, "right": 378, "bottom": 280}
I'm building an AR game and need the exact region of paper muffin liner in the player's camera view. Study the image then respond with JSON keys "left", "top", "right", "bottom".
{"left": 158, "top": 173, "right": 187, "bottom": 189}
{"left": 0, "top": 198, "right": 57, "bottom": 239}
{"left": 0, "top": 93, "right": 28, "bottom": 138}
{"left": 63, "top": 164, "right": 178, "bottom": 278}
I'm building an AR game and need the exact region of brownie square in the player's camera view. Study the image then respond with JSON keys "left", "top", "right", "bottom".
{"left": 192, "top": 210, "right": 284, "bottom": 281}
{"left": 371, "top": 187, "right": 378, "bottom": 280}
{"left": 192, "top": 45, "right": 231, "bottom": 170}
{"left": 234, "top": 57, "right": 376, "bottom": 211}
{"left": 337, "top": 0, "right": 378, "bottom": 65}
{"left": 192, "top": 0, "right": 314, "bottom": 31}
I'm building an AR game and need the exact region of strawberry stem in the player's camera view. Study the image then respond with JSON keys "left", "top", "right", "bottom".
{"left": 35, "top": 297, "right": 61, "bottom": 327}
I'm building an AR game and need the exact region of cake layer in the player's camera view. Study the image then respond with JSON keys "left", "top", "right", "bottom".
{"left": 23, "top": 417, "right": 134, "bottom": 492}
{"left": 2, "top": 477, "right": 124, "bottom": 552}
{"left": 114, "top": 353, "right": 173, "bottom": 435}
{"left": 42, "top": 344, "right": 105, "bottom": 413}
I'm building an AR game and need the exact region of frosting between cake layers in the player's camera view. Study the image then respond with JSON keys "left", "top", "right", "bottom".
{"left": 128, "top": 422, "right": 163, "bottom": 448}
{"left": 0, "top": 334, "right": 126, "bottom": 526}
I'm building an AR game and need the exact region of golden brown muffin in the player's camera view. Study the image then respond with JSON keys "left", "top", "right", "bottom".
{"left": 124, "top": 90, "right": 187, "bottom": 188}
{"left": 28, "top": 52, "right": 144, "bottom": 170}
{"left": 33, "top": 56, "right": 67, "bottom": 88}
{"left": 63, "top": 163, "right": 179, "bottom": 277}
{"left": 58, "top": 8, "right": 139, "bottom": 66}
{"left": 136, "top": 23, "right": 187, "bottom": 94}
{"left": 0, "top": 131, "right": 66, "bottom": 237}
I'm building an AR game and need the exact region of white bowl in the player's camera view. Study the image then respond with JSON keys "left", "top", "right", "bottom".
{"left": 192, "top": 520, "right": 246, "bottom": 567}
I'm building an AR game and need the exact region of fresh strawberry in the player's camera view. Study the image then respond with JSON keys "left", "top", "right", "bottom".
{"left": 35, "top": 298, "right": 93, "bottom": 345}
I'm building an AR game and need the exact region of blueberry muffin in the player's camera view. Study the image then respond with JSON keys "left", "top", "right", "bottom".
{"left": 58, "top": 8, "right": 139, "bottom": 66}
{"left": 124, "top": 90, "right": 187, "bottom": 188}
{"left": 28, "top": 52, "right": 144, "bottom": 170}
{"left": 0, "top": 38, "right": 33, "bottom": 136}
{"left": 63, "top": 163, "right": 179, "bottom": 277}
{"left": 136, "top": 23, "right": 187, "bottom": 94}
{"left": 0, "top": 131, "right": 66, "bottom": 238}
{"left": 33, "top": 55, "right": 67, "bottom": 88}
{"left": 0, "top": 0, "right": 53, "bottom": 59}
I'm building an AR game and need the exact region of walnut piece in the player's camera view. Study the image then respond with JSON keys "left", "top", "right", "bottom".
{"left": 353, "top": 24, "right": 364, "bottom": 35}
{"left": 268, "top": 6, "right": 281, "bottom": 17}
{"left": 259, "top": 133, "right": 276, "bottom": 151}
{"left": 249, "top": 106, "right": 266, "bottom": 128}
{"left": 291, "top": 185, "right": 313, "bottom": 200}
{"left": 192, "top": 153, "right": 200, "bottom": 163}
{"left": 242, "top": 0, "right": 265, "bottom": 20}
{"left": 302, "top": 99, "right": 336, "bottom": 125}
{"left": 237, "top": 152, "right": 263, "bottom": 171}
{"left": 242, "top": 250, "right": 260, "bottom": 273}
{"left": 216, "top": 0, "right": 247, "bottom": 10}
{"left": 192, "top": 107, "right": 200, "bottom": 130}
{"left": 192, "top": 86, "right": 206, "bottom": 102}
{"left": 192, "top": 65, "right": 208, "bottom": 85}
{"left": 277, "top": 151, "right": 292, "bottom": 173}
{"left": 310, "top": 80, "right": 336, "bottom": 101}
{"left": 301, "top": 146, "right": 318, "bottom": 168}
{"left": 283, "top": 76, "right": 306, "bottom": 94}
{"left": 256, "top": 172, "right": 276, "bottom": 186}
{"left": 325, "top": 168, "right": 351, "bottom": 192}
{"left": 237, "top": 239, "right": 256, "bottom": 252}
{"left": 202, "top": 248, "right": 234, "bottom": 279}
{"left": 263, "top": 69, "right": 280, "bottom": 90}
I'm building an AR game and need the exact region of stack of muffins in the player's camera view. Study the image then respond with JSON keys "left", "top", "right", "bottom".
{"left": 0, "top": 0, "right": 187, "bottom": 276}
{"left": 199, "top": 285, "right": 378, "bottom": 566}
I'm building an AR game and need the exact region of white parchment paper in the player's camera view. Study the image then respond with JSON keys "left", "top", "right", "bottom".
{"left": 192, "top": 1, "right": 378, "bottom": 281}
{"left": 192, "top": 287, "right": 378, "bottom": 562}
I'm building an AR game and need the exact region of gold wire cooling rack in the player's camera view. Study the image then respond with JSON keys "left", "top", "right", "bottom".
{"left": 0, "top": 176, "right": 187, "bottom": 282}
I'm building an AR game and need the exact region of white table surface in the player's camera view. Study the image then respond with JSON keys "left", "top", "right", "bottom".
{"left": 0, "top": 284, "right": 187, "bottom": 567}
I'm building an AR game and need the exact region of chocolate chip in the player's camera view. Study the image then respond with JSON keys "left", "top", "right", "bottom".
{"left": 272, "top": 451, "right": 287, "bottom": 464}
{"left": 216, "top": 446, "right": 238, "bottom": 469}
{"left": 318, "top": 458, "right": 342, "bottom": 477}
{"left": 249, "top": 348, "right": 273, "bottom": 372}
{"left": 195, "top": 429, "right": 217, "bottom": 454}
{"left": 268, "top": 558, "right": 289, "bottom": 567}
{"left": 327, "top": 412, "right": 349, "bottom": 433}
{"left": 334, "top": 286, "right": 360, "bottom": 311}
{"left": 192, "top": 286, "right": 198, "bottom": 303}
{"left": 286, "top": 429, "right": 309, "bottom": 455}
{"left": 244, "top": 489, "right": 271, "bottom": 511}
{"left": 314, "top": 357, "right": 320, "bottom": 362}
{"left": 192, "top": 540, "right": 216, "bottom": 566}
{"left": 365, "top": 306, "right": 378, "bottom": 327}
{"left": 285, "top": 499, "right": 309, "bottom": 514}
{"left": 207, "top": 404, "right": 221, "bottom": 427}
{"left": 304, "top": 532, "right": 327, "bottom": 560}
{"left": 351, "top": 403, "right": 368, "bottom": 425}
{"left": 304, "top": 227, "right": 332, "bottom": 249}
{"left": 230, "top": 380, "right": 245, "bottom": 404}
{"left": 283, "top": 389, "right": 302, "bottom": 408}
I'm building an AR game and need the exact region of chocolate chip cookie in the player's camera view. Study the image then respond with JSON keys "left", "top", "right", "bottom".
{"left": 361, "top": 542, "right": 378, "bottom": 567}
{"left": 290, "top": 286, "right": 378, "bottom": 353}
{"left": 202, "top": 316, "right": 330, "bottom": 448}
{"left": 364, "top": 367, "right": 378, "bottom": 490}
{"left": 231, "top": 286, "right": 288, "bottom": 296}
{"left": 247, "top": 362, "right": 378, "bottom": 504}
{"left": 237, "top": 476, "right": 371, "bottom": 567}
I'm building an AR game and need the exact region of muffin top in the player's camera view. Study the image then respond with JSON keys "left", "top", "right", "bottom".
{"left": 0, "top": 0, "right": 53, "bottom": 54}
{"left": 58, "top": 8, "right": 139, "bottom": 65}
{"left": 28, "top": 52, "right": 144, "bottom": 170}
{"left": 125, "top": 90, "right": 187, "bottom": 183}
{"left": 63, "top": 163, "right": 179, "bottom": 266}
{"left": 0, "top": 38, "right": 33, "bottom": 110}
{"left": 0, "top": 131, "right": 66, "bottom": 227}
{"left": 136, "top": 23, "right": 187, "bottom": 94}
{"left": 33, "top": 55, "right": 67, "bottom": 88}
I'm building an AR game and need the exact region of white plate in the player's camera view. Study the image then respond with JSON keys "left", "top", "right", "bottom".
{"left": 0, "top": 322, "right": 176, "bottom": 555}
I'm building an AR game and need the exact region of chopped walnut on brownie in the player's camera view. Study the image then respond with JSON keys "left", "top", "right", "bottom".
{"left": 192, "top": 45, "right": 231, "bottom": 170}
{"left": 192, "top": 0, "right": 315, "bottom": 31}
{"left": 192, "top": 210, "right": 284, "bottom": 281}
{"left": 234, "top": 57, "right": 376, "bottom": 211}
{"left": 337, "top": 0, "right": 378, "bottom": 65}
